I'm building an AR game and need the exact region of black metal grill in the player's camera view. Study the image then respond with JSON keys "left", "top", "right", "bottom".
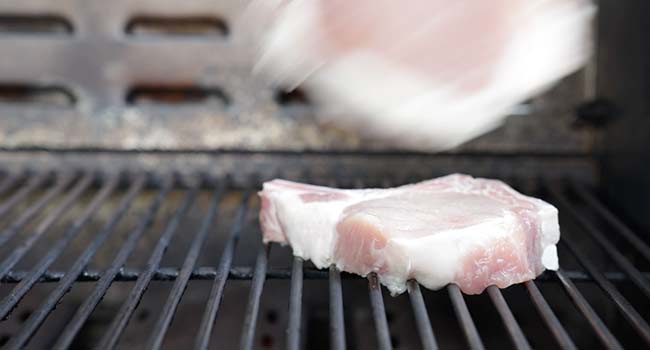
{"left": 0, "top": 169, "right": 649, "bottom": 350}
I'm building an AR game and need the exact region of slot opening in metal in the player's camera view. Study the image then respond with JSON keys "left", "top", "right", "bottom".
{"left": 0, "top": 84, "right": 76, "bottom": 106}
{"left": 0, "top": 15, "right": 73, "bottom": 34}
{"left": 125, "top": 16, "right": 228, "bottom": 37}
{"left": 126, "top": 85, "right": 229, "bottom": 106}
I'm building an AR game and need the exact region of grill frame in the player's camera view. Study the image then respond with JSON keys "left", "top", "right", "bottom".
{"left": 0, "top": 168, "right": 647, "bottom": 349}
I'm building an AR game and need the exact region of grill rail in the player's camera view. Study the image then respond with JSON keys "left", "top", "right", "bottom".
{"left": 0, "top": 170, "right": 648, "bottom": 349}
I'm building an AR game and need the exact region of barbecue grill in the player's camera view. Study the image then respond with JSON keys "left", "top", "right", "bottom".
{"left": 0, "top": 167, "right": 648, "bottom": 350}
{"left": 0, "top": 0, "right": 649, "bottom": 349}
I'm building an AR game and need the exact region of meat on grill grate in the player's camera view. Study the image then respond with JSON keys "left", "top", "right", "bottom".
{"left": 0, "top": 169, "right": 648, "bottom": 349}
{"left": 259, "top": 174, "right": 560, "bottom": 295}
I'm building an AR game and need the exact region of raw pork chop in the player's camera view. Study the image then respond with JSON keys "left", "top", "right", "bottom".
{"left": 259, "top": 174, "right": 559, "bottom": 294}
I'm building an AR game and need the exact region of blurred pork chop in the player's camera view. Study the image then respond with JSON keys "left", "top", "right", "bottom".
{"left": 248, "top": 0, "right": 594, "bottom": 150}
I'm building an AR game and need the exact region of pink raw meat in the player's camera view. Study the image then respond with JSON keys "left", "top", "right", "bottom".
{"left": 259, "top": 174, "right": 559, "bottom": 294}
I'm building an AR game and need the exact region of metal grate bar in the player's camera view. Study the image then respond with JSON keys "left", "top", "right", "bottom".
{"left": 548, "top": 184, "right": 650, "bottom": 300}
{"left": 3, "top": 174, "right": 120, "bottom": 348}
{"left": 554, "top": 270, "right": 622, "bottom": 349}
{"left": 351, "top": 179, "right": 392, "bottom": 350}
{"left": 570, "top": 180, "right": 650, "bottom": 262}
{"left": 7, "top": 174, "right": 146, "bottom": 349}
{"left": 524, "top": 281, "right": 576, "bottom": 350}
{"left": 487, "top": 286, "right": 532, "bottom": 350}
{"left": 2, "top": 267, "right": 642, "bottom": 284}
{"left": 97, "top": 184, "right": 199, "bottom": 350}
{"left": 195, "top": 192, "right": 250, "bottom": 350}
{"left": 508, "top": 178, "right": 594, "bottom": 349}
{"left": 0, "top": 172, "right": 92, "bottom": 280}
{"left": 368, "top": 273, "right": 392, "bottom": 350}
{"left": 53, "top": 175, "right": 174, "bottom": 350}
{"left": 329, "top": 266, "right": 346, "bottom": 350}
{"left": 447, "top": 284, "right": 485, "bottom": 350}
{"left": 327, "top": 178, "right": 347, "bottom": 350}
{"left": 0, "top": 171, "right": 50, "bottom": 220}
{"left": 240, "top": 244, "right": 270, "bottom": 350}
{"left": 407, "top": 281, "right": 438, "bottom": 350}
{"left": 287, "top": 256, "right": 303, "bottom": 350}
{"left": 560, "top": 237, "right": 650, "bottom": 344}
{"left": 0, "top": 172, "right": 72, "bottom": 246}
{"left": 285, "top": 171, "right": 308, "bottom": 350}
{"left": 0, "top": 170, "right": 25, "bottom": 198}
{"left": 0, "top": 173, "right": 117, "bottom": 320}
{"left": 147, "top": 181, "right": 225, "bottom": 350}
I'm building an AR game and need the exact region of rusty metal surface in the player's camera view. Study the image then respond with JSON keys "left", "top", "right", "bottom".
{"left": 0, "top": 151, "right": 598, "bottom": 187}
{"left": 0, "top": 0, "right": 596, "bottom": 152}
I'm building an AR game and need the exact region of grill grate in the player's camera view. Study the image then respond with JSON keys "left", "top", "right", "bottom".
{"left": 0, "top": 169, "right": 648, "bottom": 349}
